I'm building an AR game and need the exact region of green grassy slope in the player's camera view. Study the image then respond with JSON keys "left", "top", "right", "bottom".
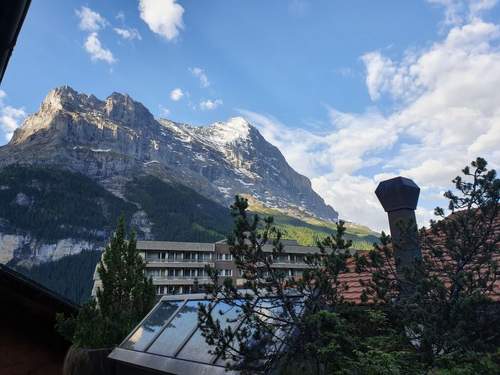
{"left": 245, "top": 196, "right": 379, "bottom": 249}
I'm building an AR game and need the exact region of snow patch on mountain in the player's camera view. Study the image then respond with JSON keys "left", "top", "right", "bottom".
{"left": 206, "top": 117, "right": 251, "bottom": 145}
{"left": 1, "top": 86, "right": 339, "bottom": 222}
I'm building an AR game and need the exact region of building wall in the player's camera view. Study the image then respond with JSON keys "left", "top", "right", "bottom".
{"left": 139, "top": 240, "right": 318, "bottom": 296}
{"left": 92, "top": 239, "right": 320, "bottom": 297}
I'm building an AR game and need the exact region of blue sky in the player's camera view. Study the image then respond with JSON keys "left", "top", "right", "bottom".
{"left": 1, "top": 0, "right": 499, "bottom": 230}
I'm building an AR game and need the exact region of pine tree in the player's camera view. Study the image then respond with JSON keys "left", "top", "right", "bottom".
{"left": 198, "top": 196, "right": 412, "bottom": 374}
{"left": 57, "top": 217, "right": 156, "bottom": 348}
{"left": 199, "top": 159, "right": 500, "bottom": 374}
{"left": 357, "top": 157, "right": 500, "bottom": 371}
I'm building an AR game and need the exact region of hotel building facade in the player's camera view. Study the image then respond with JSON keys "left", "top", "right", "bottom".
{"left": 93, "top": 239, "right": 321, "bottom": 296}
{"left": 140, "top": 239, "right": 320, "bottom": 296}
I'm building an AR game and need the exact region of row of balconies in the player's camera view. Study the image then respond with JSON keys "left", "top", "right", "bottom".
{"left": 144, "top": 253, "right": 312, "bottom": 264}
{"left": 144, "top": 258, "right": 309, "bottom": 266}
{"left": 150, "top": 275, "right": 212, "bottom": 280}
{"left": 151, "top": 276, "right": 213, "bottom": 286}
{"left": 145, "top": 257, "right": 213, "bottom": 262}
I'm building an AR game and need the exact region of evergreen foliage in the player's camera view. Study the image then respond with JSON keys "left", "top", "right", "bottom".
{"left": 125, "top": 175, "right": 233, "bottom": 242}
{"left": 0, "top": 165, "right": 375, "bottom": 245}
{"left": 198, "top": 195, "right": 390, "bottom": 374}
{"left": 56, "top": 217, "right": 156, "bottom": 348}
{"left": 10, "top": 250, "right": 101, "bottom": 304}
{"left": 199, "top": 158, "right": 500, "bottom": 374}
{"left": 0, "top": 165, "right": 136, "bottom": 241}
{"left": 357, "top": 157, "right": 500, "bottom": 370}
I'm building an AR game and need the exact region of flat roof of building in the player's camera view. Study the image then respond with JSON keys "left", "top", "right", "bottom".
{"left": 137, "top": 240, "right": 322, "bottom": 254}
{"left": 137, "top": 241, "right": 215, "bottom": 252}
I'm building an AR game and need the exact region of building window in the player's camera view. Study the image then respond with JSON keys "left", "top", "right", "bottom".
{"left": 216, "top": 253, "right": 233, "bottom": 261}
{"left": 148, "top": 268, "right": 162, "bottom": 277}
{"left": 197, "top": 252, "right": 211, "bottom": 261}
{"left": 184, "top": 268, "right": 205, "bottom": 277}
{"left": 221, "top": 269, "right": 233, "bottom": 277}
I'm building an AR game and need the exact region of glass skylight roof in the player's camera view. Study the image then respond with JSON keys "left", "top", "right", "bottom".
{"left": 121, "top": 300, "right": 181, "bottom": 351}
{"left": 109, "top": 293, "right": 303, "bottom": 375}
{"left": 148, "top": 300, "right": 207, "bottom": 357}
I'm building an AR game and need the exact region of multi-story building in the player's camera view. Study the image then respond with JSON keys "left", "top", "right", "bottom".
{"left": 139, "top": 241, "right": 216, "bottom": 295}
{"left": 93, "top": 239, "right": 322, "bottom": 297}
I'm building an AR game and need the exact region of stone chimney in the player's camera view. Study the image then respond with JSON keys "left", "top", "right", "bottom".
{"left": 375, "top": 177, "right": 421, "bottom": 273}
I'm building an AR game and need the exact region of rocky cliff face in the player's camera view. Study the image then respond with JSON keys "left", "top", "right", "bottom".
{"left": 0, "top": 86, "right": 338, "bottom": 221}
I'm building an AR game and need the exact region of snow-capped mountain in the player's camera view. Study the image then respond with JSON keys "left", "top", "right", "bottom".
{"left": 0, "top": 86, "right": 338, "bottom": 221}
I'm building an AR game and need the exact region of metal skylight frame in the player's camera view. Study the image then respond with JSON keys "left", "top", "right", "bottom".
{"left": 110, "top": 293, "right": 243, "bottom": 375}
{"left": 109, "top": 291, "right": 303, "bottom": 375}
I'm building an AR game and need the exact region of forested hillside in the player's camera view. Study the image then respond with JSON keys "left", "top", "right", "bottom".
{"left": 0, "top": 166, "right": 377, "bottom": 303}
{"left": 10, "top": 250, "right": 101, "bottom": 304}
{"left": 0, "top": 165, "right": 233, "bottom": 245}
{"left": 0, "top": 165, "right": 136, "bottom": 241}
{"left": 125, "top": 175, "right": 233, "bottom": 242}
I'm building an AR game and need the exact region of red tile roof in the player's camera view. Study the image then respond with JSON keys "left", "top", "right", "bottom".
{"left": 338, "top": 210, "right": 500, "bottom": 304}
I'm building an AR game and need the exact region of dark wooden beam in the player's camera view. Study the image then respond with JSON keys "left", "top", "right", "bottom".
{"left": 0, "top": 0, "right": 31, "bottom": 84}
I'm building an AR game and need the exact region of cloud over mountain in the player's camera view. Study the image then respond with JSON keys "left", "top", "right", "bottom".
{"left": 242, "top": 4, "right": 500, "bottom": 231}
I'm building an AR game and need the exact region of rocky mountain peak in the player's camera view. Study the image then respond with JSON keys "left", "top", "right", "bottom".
{"left": 198, "top": 116, "right": 254, "bottom": 147}
{"left": 37, "top": 86, "right": 156, "bottom": 131}
{"left": 41, "top": 85, "right": 79, "bottom": 111}
{"left": 215, "top": 116, "right": 250, "bottom": 132}
{"left": 1, "top": 87, "right": 339, "bottom": 222}
{"left": 40, "top": 85, "right": 102, "bottom": 114}
{"left": 104, "top": 92, "right": 154, "bottom": 125}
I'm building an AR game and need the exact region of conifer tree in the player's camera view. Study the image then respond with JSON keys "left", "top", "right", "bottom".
{"left": 198, "top": 196, "right": 411, "bottom": 374}
{"left": 357, "top": 157, "right": 500, "bottom": 371}
{"left": 57, "top": 217, "right": 155, "bottom": 348}
{"left": 199, "top": 158, "right": 500, "bottom": 374}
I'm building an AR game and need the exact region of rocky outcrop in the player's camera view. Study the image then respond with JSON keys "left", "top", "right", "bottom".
{"left": 0, "top": 232, "right": 98, "bottom": 265}
{"left": 0, "top": 86, "right": 338, "bottom": 222}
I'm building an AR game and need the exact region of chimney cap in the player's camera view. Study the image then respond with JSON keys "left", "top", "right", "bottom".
{"left": 375, "top": 176, "right": 420, "bottom": 213}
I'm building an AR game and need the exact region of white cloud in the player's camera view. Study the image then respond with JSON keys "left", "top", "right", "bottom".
{"left": 200, "top": 99, "right": 223, "bottom": 110}
{"left": 139, "top": 0, "right": 184, "bottom": 41}
{"left": 116, "top": 11, "right": 126, "bottom": 22}
{"left": 114, "top": 27, "right": 142, "bottom": 41}
{"left": 361, "top": 51, "right": 421, "bottom": 101}
{"left": 75, "top": 6, "right": 108, "bottom": 32}
{"left": 159, "top": 105, "right": 170, "bottom": 116}
{"left": 239, "top": 11, "right": 500, "bottom": 231}
{"left": 313, "top": 174, "right": 389, "bottom": 232}
{"left": 240, "top": 108, "right": 397, "bottom": 179}
{"left": 84, "top": 32, "right": 116, "bottom": 64}
{"left": 189, "top": 67, "right": 210, "bottom": 88}
{"left": 170, "top": 88, "right": 184, "bottom": 101}
{"left": 427, "top": 0, "right": 498, "bottom": 26}
{"left": 0, "top": 90, "right": 26, "bottom": 143}
{"left": 469, "top": 0, "right": 498, "bottom": 15}
{"left": 75, "top": 6, "right": 117, "bottom": 64}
